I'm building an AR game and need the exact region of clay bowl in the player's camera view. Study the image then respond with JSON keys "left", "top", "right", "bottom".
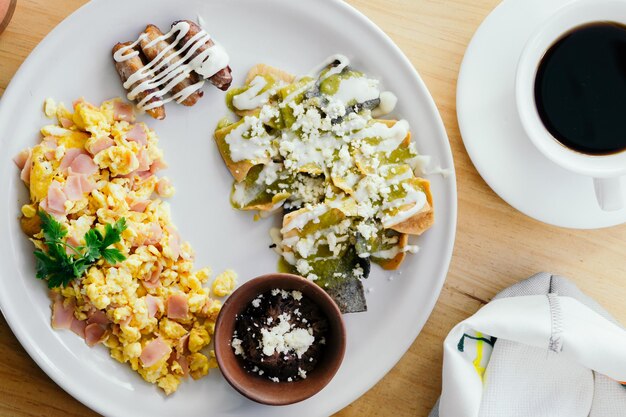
{"left": 214, "top": 273, "right": 346, "bottom": 406}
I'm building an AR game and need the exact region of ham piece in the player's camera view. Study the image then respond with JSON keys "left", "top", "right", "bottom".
{"left": 14, "top": 149, "right": 33, "bottom": 184}
{"left": 130, "top": 199, "right": 150, "bottom": 213}
{"left": 70, "top": 318, "right": 87, "bottom": 339}
{"left": 88, "top": 137, "right": 115, "bottom": 155}
{"left": 136, "top": 148, "right": 151, "bottom": 172}
{"left": 69, "top": 154, "right": 98, "bottom": 176}
{"left": 167, "top": 294, "right": 188, "bottom": 320}
{"left": 144, "top": 223, "right": 163, "bottom": 246}
{"left": 60, "top": 117, "right": 74, "bottom": 128}
{"left": 63, "top": 175, "right": 84, "bottom": 200}
{"left": 13, "top": 149, "right": 30, "bottom": 170}
{"left": 51, "top": 298, "right": 75, "bottom": 329}
{"left": 63, "top": 173, "right": 95, "bottom": 201}
{"left": 113, "top": 101, "right": 135, "bottom": 122}
{"left": 156, "top": 178, "right": 171, "bottom": 197}
{"left": 127, "top": 124, "right": 147, "bottom": 145}
{"left": 59, "top": 148, "right": 86, "bottom": 171}
{"left": 165, "top": 226, "right": 181, "bottom": 259}
{"left": 87, "top": 309, "right": 110, "bottom": 325}
{"left": 85, "top": 323, "right": 107, "bottom": 347}
{"left": 145, "top": 294, "right": 161, "bottom": 318}
{"left": 149, "top": 158, "right": 167, "bottom": 174}
{"left": 47, "top": 181, "right": 68, "bottom": 213}
{"left": 65, "top": 235, "right": 80, "bottom": 256}
{"left": 140, "top": 337, "right": 171, "bottom": 367}
{"left": 176, "top": 355, "right": 189, "bottom": 376}
{"left": 175, "top": 333, "right": 190, "bottom": 359}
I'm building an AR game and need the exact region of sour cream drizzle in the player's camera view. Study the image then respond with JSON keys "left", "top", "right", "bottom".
{"left": 308, "top": 54, "right": 350, "bottom": 82}
{"left": 381, "top": 184, "right": 427, "bottom": 228}
{"left": 113, "top": 21, "right": 229, "bottom": 111}
{"left": 233, "top": 76, "right": 270, "bottom": 111}
{"left": 371, "top": 244, "right": 419, "bottom": 260}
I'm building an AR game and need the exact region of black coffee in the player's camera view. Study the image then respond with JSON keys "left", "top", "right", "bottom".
{"left": 535, "top": 22, "right": 626, "bottom": 155}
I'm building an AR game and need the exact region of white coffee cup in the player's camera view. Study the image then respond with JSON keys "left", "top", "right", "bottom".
{"left": 516, "top": 0, "right": 626, "bottom": 211}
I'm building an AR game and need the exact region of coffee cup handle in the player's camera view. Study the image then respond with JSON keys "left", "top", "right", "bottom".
{"left": 593, "top": 177, "right": 624, "bottom": 211}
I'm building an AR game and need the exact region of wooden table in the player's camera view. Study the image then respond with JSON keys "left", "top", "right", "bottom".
{"left": 1, "top": 0, "right": 625, "bottom": 416}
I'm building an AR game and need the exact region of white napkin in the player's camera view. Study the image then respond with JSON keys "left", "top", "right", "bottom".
{"left": 429, "top": 272, "right": 626, "bottom": 417}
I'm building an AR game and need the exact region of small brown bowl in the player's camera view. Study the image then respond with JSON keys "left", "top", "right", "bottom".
{"left": 214, "top": 273, "right": 346, "bottom": 406}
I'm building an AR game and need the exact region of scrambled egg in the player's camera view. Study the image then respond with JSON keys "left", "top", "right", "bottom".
{"left": 19, "top": 98, "right": 236, "bottom": 395}
{"left": 212, "top": 269, "right": 238, "bottom": 297}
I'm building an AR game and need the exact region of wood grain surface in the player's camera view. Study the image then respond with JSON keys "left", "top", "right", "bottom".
{"left": 1, "top": 1, "right": 625, "bottom": 416}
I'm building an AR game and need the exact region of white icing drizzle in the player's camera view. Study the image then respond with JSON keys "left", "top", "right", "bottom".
{"left": 113, "top": 21, "right": 229, "bottom": 111}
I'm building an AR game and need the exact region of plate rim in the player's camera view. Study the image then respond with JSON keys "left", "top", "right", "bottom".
{"left": 0, "top": 0, "right": 457, "bottom": 415}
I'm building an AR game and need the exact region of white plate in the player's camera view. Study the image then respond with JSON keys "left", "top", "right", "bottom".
{"left": 457, "top": 0, "right": 626, "bottom": 229}
{"left": 0, "top": 0, "right": 456, "bottom": 416}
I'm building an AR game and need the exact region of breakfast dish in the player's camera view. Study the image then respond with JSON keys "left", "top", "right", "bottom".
{"left": 113, "top": 20, "right": 232, "bottom": 119}
{"left": 231, "top": 288, "right": 328, "bottom": 383}
{"left": 0, "top": 0, "right": 455, "bottom": 415}
{"left": 13, "top": 98, "right": 237, "bottom": 394}
{"left": 214, "top": 55, "right": 435, "bottom": 313}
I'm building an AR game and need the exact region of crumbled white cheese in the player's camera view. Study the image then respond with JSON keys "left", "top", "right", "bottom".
{"left": 260, "top": 99, "right": 279, "bottom": 121}
{"left": 231, "top": 338, "right": 244, "bottom": 356}
{"left": 356, "top": 222, "right": 378, "bottom": 240}
{"left": 323, "top": 98, "right": 347, "bottom": 120}
{"left": 296, "top": 259, "right": 313, "bottom": 275}
{"left": 283, "top": 328, "right": 315, "bottom": 358}
{"left": 353, "top": 266, "right": 364, "bottom": 278}
{"left": 260, "top": 313, "right": 315, "bottom": 358}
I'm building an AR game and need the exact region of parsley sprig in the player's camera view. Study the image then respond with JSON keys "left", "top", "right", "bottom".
{"left": 34, "top": 211, "right": 127, "bottom": 288}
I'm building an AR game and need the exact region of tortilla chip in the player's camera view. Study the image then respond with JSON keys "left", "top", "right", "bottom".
{"left": 233, "top": 65, "right": 297, "bottom": 117}
{"left": 213, "top": 120, "right": 270, "bottom": 183}
{"left": 325, "top": 277, "right": 367, "bottom": 313}
{"left": 281, "top": 207, "right": 368, "bottom": 313}
{"left": 376, "top": 233, "right": 409, "bottom": 270}
{"left": 389, "top": 178, "right": 434, "bottom": 235}
{"left": 244, "top": 63, "right": 296, "bottom": 85}
{"left": 376, "top": 119, "right": 412, "bottom": 147}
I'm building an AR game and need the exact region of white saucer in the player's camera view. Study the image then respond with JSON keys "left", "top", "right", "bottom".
{"left": 457, "top": 0, "right": 626, "bottom": 229}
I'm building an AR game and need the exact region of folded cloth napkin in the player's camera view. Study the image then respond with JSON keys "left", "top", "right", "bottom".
{"left": 429, "top": 272, "right": 626, "bottom": 417}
